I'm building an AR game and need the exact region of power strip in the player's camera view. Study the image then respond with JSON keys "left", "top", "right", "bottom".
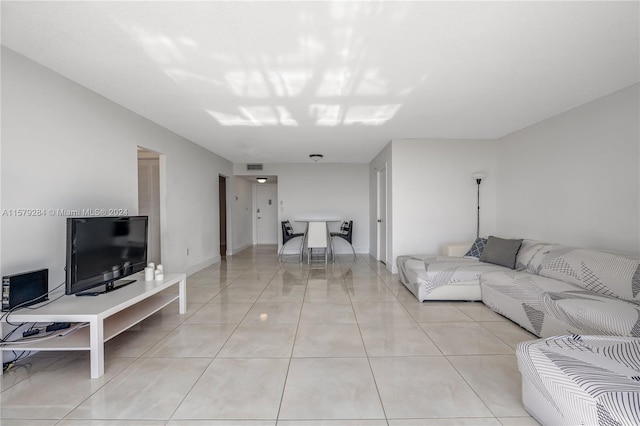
{"left": 22, "top": 329, "right": 40, "bottom": 338}
{"left": 46, "top": 322, "right": 71, "bottom": 332}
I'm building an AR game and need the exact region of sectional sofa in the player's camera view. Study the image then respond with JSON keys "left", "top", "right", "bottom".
{"left": 397, "top": 237, "right": 640, "bottom": 338}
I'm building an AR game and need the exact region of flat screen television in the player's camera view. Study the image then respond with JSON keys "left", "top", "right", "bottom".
{"left": 65, "top": 216, "right": 148, "bottom": 296}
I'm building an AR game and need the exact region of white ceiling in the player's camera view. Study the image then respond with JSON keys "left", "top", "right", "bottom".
{"left": 2, "top": 1, "right": 638, "bottom": 164}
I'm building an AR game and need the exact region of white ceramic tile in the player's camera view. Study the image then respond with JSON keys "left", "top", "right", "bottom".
{"left": 304, "top": 287, "right": 352, "bottom": 302}
{"left": 498, "top": 417, "right": 541, "bottom": 425}
{"left": 402, "top": 303, "right": 474, "bottom": 323}
{"left": 184, "top": 302, "right": 253, "bottom": 324}
{"left": 57, "top": 421, "right": 167, "bottom": 426}
{"left": 351, "top": 301, "right": 415, "bottom": 323}
{"left": 186, "top": 286, "right": 222, "bottom": 303}
{"left": 478, "top": 321, "right": 536, "bottom": 349}
{"left": 420, "top": 322, "right": 513, "bottom": 355}
{"left": 143, "top": 324, "right": 236, "bottom": 357}
{"left": 387, "top": 419, "right": 501, "bottom": 426}
{"left": 172, "top": 358, "right": 289, "bottom": 419}
{"left": 359, "top": 322, "right": 441, "bottom": 357}
{"left": 456, "top": 303, "right": 507, "bottom": 322}
{"left": 242, "top": 302, "right": 303, "bottom": 324}
{"left": 299, "top": 302, "right": 356, "bottom": 323}
{"left": 279, "top": 358, "right": 385, "bottom": 420}
{"left": 210, "top": 287, "right": 264, "bottom": 303}
{"left": 168, "top": 422, "right": 275, "bottom": 426}
{"left": 67, "top": 357, "right": 210, "bottom": 420}
{"left": 0, "top": 356, "right": 60, "bottom": 392}
{"left": 369, "top": 356, "right": 492, "bottom": 418}
{"left": 293, "top": 324, "right": 366, "bottom": 357}
{"left": 278, "top": 421, "right": 388, "bottom": 426}
{"left": 218, "top": 324, "right": 297, "bottom": 357}
{"left": 448, "top": 355, "right": 529, "bottom": 417}
{"left": 258, "top": 286, "right": 307, "bottom": 302}
{"left": 0, "top": 357, "right": 133, "bottom": 419}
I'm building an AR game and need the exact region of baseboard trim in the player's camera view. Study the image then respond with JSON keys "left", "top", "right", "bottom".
{"left": 186, "top": 256, "right": 220, "bottom": 276}
{"left": 229, "top": 242, "right": 253, "bottom": 255}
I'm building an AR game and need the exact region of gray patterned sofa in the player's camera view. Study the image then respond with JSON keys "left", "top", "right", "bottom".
{"left": 481, "top": 240, "right": 640, "bottom": 338}
{"left": 398, "top": 238, "right": 640, "bottom": 338}
{"left": 517, "top": 335, "right": 640, "bottom": 425}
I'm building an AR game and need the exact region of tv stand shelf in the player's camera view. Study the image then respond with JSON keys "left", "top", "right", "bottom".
{"left": 0, "top": 272, "right": 186, "bottom": 378}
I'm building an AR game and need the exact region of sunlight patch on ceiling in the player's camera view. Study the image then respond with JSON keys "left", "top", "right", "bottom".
{"left": 310, "top": 104, "right": 401, "bottom": 126}
{"left": 344, "top": 105, "right": 401, "bottom": 125}
{"left": 124, "top": 24, "right": 198, "bottom": 64}
{"left": 207, "top": 106, "right": 298, "bottom": 127}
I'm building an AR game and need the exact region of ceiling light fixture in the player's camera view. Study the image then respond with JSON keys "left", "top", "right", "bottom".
{"left": 256, "top": 177, "right": 267, "bottom": 183}
{"left": 309, "top": 154, "right": 324, "bottom": 162}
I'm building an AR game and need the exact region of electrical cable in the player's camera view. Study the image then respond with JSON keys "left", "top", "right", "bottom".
{"left": 0, "top": 322, "right": 88, "bottom": 346}
{"left": 1, "top": 281, "right": 65, "bottom": 327}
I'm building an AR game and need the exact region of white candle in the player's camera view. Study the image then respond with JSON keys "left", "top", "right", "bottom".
{"left": 144, "top": 267, "right": 154, "bottom": 281}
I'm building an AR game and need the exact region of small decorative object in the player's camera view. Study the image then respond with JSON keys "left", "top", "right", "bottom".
{"left": 148, "top": 262, "right": 155, "bottom": 269}
{"left": 144, "top": 266, "right": 154, "bottom": 281}
{"left": 154, "top": 269, "right": 164, "bottom": 281}
{"left": 156, "top": 264, "right": 163, "bottom": 273}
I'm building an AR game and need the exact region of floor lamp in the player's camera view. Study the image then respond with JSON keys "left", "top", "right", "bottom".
{"left": 471, "top": 172, "right": 486, "bottom": 238}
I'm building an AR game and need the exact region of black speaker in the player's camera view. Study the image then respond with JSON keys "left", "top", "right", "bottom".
{"left": 2, "top": 268, "right": 49, "bottom": 311}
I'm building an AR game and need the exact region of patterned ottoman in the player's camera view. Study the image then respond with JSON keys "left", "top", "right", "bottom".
{"left": 517, "top": 335, "right": 640, "bottom": 425}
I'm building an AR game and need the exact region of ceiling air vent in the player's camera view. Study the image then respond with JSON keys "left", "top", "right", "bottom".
{"left": 247, "top": 163, "right": 263, "bottom": 171}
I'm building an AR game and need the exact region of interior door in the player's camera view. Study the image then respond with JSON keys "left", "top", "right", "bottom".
{"left": 377, "top": 166, "right": 387, "bottom": 264}
{"left": 256, "top": 184, "right": 278, "bottom": 244}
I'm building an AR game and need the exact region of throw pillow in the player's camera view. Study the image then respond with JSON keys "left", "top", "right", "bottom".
{"left": 464, "top": 237, "right": 488, "bottom": 258}
{"left": 480, "top": 236, "right": 523, "bottom": 269}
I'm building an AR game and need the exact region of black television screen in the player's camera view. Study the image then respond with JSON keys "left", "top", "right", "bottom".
{"left": 65, "top": 216, "right": 148, "bottom": 295}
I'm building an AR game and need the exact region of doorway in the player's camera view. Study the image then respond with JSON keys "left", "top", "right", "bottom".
{"left": 256, "top": 184, "right": 278, "bottom": 244}
{"left": 377, "top": 165, "right": 388, "bottom": 264}
{"left": 219, "top": 175, "right": 227, "bottom": 258}
{"left": 137, "top": 148, "right": 162, "bottom": 265}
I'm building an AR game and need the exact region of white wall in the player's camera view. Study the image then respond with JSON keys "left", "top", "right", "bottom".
{"left": 496, "top": 84, "right": 640, "bottom": 255}
{"left": 1, "top": 47, "right": 233, "bottom": 287}
{"left": 390, "top": 139, "right": 498, "bottom": 272}
{"left": 233, "top": 163, "right": 370, "bottom": 253}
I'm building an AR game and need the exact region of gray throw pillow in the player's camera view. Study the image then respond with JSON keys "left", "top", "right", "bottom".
{"left": 479, "top": 236, "right": 523, "bottom": 269}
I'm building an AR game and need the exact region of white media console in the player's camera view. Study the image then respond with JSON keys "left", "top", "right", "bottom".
{"left": 0, "top": 272, "right": 186, "bottom": 378}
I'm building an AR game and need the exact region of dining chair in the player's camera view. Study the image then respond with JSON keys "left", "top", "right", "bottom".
{"left": 330, "top": 220, "right": 355, "bottom": 258}
{"left": 306, "top": 221, "right": 330, "bottom": 263}
{"left": 278, "top": 220, "right": 304, "bottom": 261}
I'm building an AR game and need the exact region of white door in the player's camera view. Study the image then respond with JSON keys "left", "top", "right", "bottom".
{"left": 256, "top": 184, "right": 278, "bottom": 244}
{"left": 138, "top": 157, "right": 161, "bottom": 264}
{"left": 377, "top": 166, "right": 387, "bottom": 264}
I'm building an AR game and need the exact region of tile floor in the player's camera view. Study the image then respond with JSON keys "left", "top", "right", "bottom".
{"left": 0, "top": 246, "right": 541, "bottom": 425}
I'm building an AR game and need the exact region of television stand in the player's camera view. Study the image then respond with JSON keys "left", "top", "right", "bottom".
{"left": 75, "top": 279, "right": 136, "bottom": 296}
{"left": 0, "top": 272, "right": 186, "bottom": 378}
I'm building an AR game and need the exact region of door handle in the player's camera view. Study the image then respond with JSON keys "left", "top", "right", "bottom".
{"left": 377, "top": 219, "right": 382, "bottom": 223}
